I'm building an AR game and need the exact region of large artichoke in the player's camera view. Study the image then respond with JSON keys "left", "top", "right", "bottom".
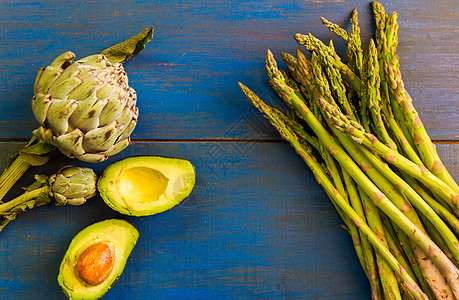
{"left": 32, "top": 52, "right": 138, "bottom": 163}
{"left": 0, "top": 27, "right": 153, "bottom": 202}
{"left": 0, "top": 165, "right": 98, "bottom": 231}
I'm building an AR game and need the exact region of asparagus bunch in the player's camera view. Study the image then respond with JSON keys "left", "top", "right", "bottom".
{"left": 239, "top": 2, "right": 458, "bottom": 299}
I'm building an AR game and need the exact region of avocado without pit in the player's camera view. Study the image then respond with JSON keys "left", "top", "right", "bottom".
{"left": 98, "top": 156, "right": 196, "bottom": 216}
{"left": 58, "top": 219, "right": 139, "bottom": 300}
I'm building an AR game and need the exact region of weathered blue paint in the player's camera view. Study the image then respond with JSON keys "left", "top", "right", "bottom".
{"left": 0, "top": 0, "right": 457, "bottom": 140}
{"left": 0, "top": 0, "right": 457, "bottom": 299}
{"left": 0, "top": 142, "right": 372, "bottom": 299}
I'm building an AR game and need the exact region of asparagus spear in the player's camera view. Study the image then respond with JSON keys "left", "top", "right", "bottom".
{"left": 288, "top": 41, "right": 459, "bottom": 266}
{"left": 348, "top": 9, "right": 364, "bottom": 77}
{"left": 342, "top": 169, "right": 384, "bottom": 300}
{"left": 238, "top": 82, "right": 427, "bottom": 300}
{"left": 320, "top": 9, "right": 363, "bottom": 78}
{"left": 264, "top": 50, "right": 459, "bottom": 298}
{"left": 311, "top": 65, "right": 458, "bottom": 297}
{"left": 280, "top": 107, "right": 386, "bottom": 299}
{"left": 283, "top": 49, "right": 396, "bottom": 299}
{"left": 239, "top": 2, "right": 458, "bottom": 298}
{"left": 294, "top": 33, "right": 362, "bottom": 93}
{"left": 322, "top": 98, "right": 459, "bottom": 211}
{"left": 320, "top": 17, "right": 349, "bottom": 43}
{"left": 372, "top": 1, "right": 418, "bottom": 154}
{"left": 362, "top": 39, "right": 396, "bottom": 150}
{"left": 324, "top": 41, "right": 357, "bottom": 121}
{"left": 384, "top": 61, "right": 459, "bottom": 192}
{"left": 358, "top": 188, "right": 401, "bottom": 300}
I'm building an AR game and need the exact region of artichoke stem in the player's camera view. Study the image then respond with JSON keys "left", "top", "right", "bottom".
{"left": 0, "top": 185, "right": 50, "bottom": 214}
{"left": 0, "top": 155, "right": 31, "bottom": 202}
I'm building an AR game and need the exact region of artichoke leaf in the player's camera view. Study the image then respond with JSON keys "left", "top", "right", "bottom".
{"left": 46, "top": 99, "right": 79, "bottom": 134}
{"left": 82, "top": 120, "right": 123, "bottom": 152}
{"left": 31, "top": 93, "right": 52, "bottom": 125}
{"left": 76, "top": 153, "right": 108, "bottom": 163}
{"left": 102, "top": 138, "right": 130, "bottom": 158}
{"left": 117, "top": 115, "right": 138, "bottom": 142}
{"left": 18, "top": 152, "right": 50, "bottom": 167}
{"left": 101, "top": 26, "right": 154, "bottom": 64}
{"left": 98, "top": 90, "right": 129, "bottom": 127}
{"left": 34, "top": 67, "right": 62, "bottom": 94}
{"left": 49, "top": 51, "right": 75, "bottom": 69}
{"left": 54, "top": 129, "right": 85, "bottom": 157}
{"left": 19, "top": 138, "right": 55, "bottom": 156}
{"left": 13, "top": 137, "right": 56, "bottom": 167}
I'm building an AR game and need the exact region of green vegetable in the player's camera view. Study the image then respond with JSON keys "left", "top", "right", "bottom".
{"left": 0, "top": 27, "right": 153, "bottom": 202}
{"left": 32, "top": 52, "right": 138, "bottom": 163}
{"left": 0, "top": 166, "right": 97, "bottom": 231}
{"left": 58, "top": 219, "right": 139, "bottom": 300}
{"left": 98, "top": 156, "right": 196, "bottom": 216}
{"left": 238, "top": 83, "right": 428, "bottom": 300}
{"left": 238, "top": 2, "right": 459, "bottom": 299}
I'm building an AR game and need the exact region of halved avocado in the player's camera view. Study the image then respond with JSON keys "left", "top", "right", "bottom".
{"left": 98, "top": 156, "right": 195, "bottom": 216}
{"left": 58, "top": 219, "right": 139, "bottom": 300}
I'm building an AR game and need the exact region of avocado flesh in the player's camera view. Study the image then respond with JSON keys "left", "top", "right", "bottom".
{"left": 98, "top": 156, "right": 196, "bottom": 216}
{"left": 118, "top": 167, "right": 168, "bottom": 204}
{"left": 58, "top": 219, "right": 139, "bottom": 300}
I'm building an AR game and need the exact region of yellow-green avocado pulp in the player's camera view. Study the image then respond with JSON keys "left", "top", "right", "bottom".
{"left": 58, "top": 219, "right": 139, "bottom": 300}
{"left": 98, "top": 156, "right": 196, "bottom": 216}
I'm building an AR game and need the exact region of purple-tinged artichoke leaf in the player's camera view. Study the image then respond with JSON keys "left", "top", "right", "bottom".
{"left": 75, "top": 54, "right": 107, "bottom": 69}
{"left": 67, "top": 78, "right": 100, "bottom": 101}
{"left": 102, "top": 138, "right": 130, "bottom": 158}
{"left": 66, "top": 197, "right": 86, "bottom": 206}
{"left": 117, "top": 110, "right": 138, "bottom": 142}
{"left": 31, "top": 93, "right": 52, "bottom": 125}
{"left": 47, "top": 71, "right": 82, "bottom": 99}
{"left": 98, "top": 89, "right": 129, "bottom": 127}
{"left": 76, "top": 153, "right": 107, "bottom": 163}
{"left": 49, "top": 51, "right": 75, "bottom": 69}
{"left": 51, "top": 174, "right": 71, "bottom": 193}
{"left": 46, "top": 99, "right": 78, "bottom": 134}
{"left": 95, "top": 82, "right": 117, "bottom": 100}
{"left": 34, "top": 67, "right": 62, "bottom": 94}
{"left": 62, "top": 183, "right": 86, "bottom": 198}
{"left": 82, "top": 120, "right": 121, "bottom": 152}
{"left": 33, "top": 127, "right": 55, "bottom": 146}
{"left": 54, "top": 129, "right": 85, "bottom": 156}
{"left": 57, "top": 166, "right": 84, "bottom": 177}
{"left": 69, "top": 98, "right": 108, "bottom": 133}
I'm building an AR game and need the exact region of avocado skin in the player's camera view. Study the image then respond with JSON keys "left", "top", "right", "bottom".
{"left": 58, "top": 219, "right": 139, "bottom": 300}
{"left": 98, "top": 156, "right": 196, "bottom": 216}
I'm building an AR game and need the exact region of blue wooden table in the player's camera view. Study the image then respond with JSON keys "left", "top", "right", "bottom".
{"left": 0, "top": 0, "right": 457, "bottom": 299}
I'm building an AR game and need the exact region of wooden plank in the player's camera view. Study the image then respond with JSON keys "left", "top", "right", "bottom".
{"left": 0, "top": 0, "right": 456, "bottom": 140}
{"left": 0, "top": 141, "right": 457, "bottom": 299}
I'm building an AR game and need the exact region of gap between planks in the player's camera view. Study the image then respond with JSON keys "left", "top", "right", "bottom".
{"left": 0, "top": 139, "right": 458, "bottom": 144}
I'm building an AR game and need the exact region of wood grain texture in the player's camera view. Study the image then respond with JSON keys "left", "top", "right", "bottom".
{"left": 0, "top": 141, "right": 369, "bottom": 299}
{"left": 0, "top": 0, "right": 456, "bottom": 140}
{"left": 0, "top": 141, "right": 457, "bottom": 299}
{"left": 0, "top": 0, "right": 457, "bottom": 299}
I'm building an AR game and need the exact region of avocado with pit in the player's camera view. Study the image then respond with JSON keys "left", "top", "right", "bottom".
{"left": 98, "top": 156, "right": 196, "bottom": 216}
{"left": 58, "top": 219, "right": 139, "bottom": 300}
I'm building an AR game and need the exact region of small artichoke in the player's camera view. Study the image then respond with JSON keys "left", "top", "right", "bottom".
{"left": 0, "top": 165, "right": 98, "bottom": 231}
{"left": 32, "top": 52, "right": 139, "bottom": 163}
{"left": 49, "top": 166, "right": 98, "bottom": 206}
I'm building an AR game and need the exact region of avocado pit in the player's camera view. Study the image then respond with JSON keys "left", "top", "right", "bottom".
{"left": 75, "top": 241, "right": 114, "bottom": 286}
